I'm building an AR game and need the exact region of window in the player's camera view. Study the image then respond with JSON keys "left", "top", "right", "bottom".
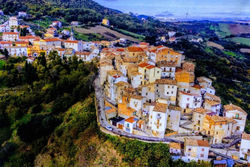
{"left": 187, "top": 98, "right": 189, "bottom": 101}
{"left": 200, "top": 154, "right": 204, "bottom": 158}
{"left": 202, "top": 148, "right": 204, "bottom": 151}
{"left": 188, "top": 148, "right": 191, "bottom": 151}
{"left": 236, "top": 113, "right": 239, "bottom": 119}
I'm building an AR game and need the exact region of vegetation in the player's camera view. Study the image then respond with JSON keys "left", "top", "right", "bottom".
{"left": 227, "top": 37, "right": 250, "bottom": 46}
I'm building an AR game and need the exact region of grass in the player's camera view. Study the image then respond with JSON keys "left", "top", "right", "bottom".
{"left": 114, "top": 28, "right": 145, "bottom": 41}
{"left": 223, "top": 50, "right": 244, "bottom": 60}
{"left": 74, "top": 31, "right": 104, "bottom": 41}
{"left": 33, "top": 18, "right": 52, "bottom": 28}
{"left": 0, "top": 59, "right": 6, "bottom": 69}
{"left": 216, "top": 23, "right": 231, "bottom": 38}
{"left": 228, "top": 37, "right": 250, "bottom": 46}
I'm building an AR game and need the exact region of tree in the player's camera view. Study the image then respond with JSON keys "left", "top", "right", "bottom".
{"left": 3, "top": 48, "right": 9, "bottom": 59}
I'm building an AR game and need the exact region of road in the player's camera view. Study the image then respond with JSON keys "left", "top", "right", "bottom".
{"left": 94, "top": 75, "right": 183, "bottom": 144}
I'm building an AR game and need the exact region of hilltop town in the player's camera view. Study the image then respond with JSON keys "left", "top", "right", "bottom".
{"left": 0, "top": 11, "right": 249, "bottom": 166}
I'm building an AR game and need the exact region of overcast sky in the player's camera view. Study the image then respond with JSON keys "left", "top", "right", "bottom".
{"left": 94, "top": 0, "right": 250, "bottom": 18}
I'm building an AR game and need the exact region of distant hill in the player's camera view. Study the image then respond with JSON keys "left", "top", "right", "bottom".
{"left": 0, "top": 0, "right": 169, "bottom": 36}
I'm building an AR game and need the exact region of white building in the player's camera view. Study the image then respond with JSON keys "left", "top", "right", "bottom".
{"left": 240, "top": 133, "right": 250, "bottom": 162}
{"left": 129, "top": 95, "right": 143, "bottom": 116}
{"left": 8, "top": 17, "right": 18, "bottom": 27}
{"left": 52, "top": 21, "right": 62, "bottom": 28}
{"left": 5, "top": 46, "right": 28, "bottom": 57}
{"left": 178, "top": 91, "right": 202, "bottom": 111}
{"left": 155, "top": 79, "right": 178, "bottom": 105}
{"left": 123, "top": 117, "right": 138, "bottom": 134}
{"left": 224, "top": 104, "right": 247, "bottom": 135}
{"left": 75, "top": 51, "right": 95, "bottom": 62}
{"left": 148, "top": 103, "right": 168, "bottom": 137}
{"left": 167, "top": 105, "right": 181, "bottom": 132}
{"left": 141, "top": 83, "right": 155, "bottom": 103}
{"left": 192, "top": 108, "right": 207, "bottom": 132}
{"left": 157, "top": 61, "right": 176, "bottom": 79}
{"left": 2, "top": 32, "right": 19, "bottom": 41}
{"left": 0, "top": 10, "right": 4, "bottom": 15}
{"left": 18, "top": 11, "right": 27, "bottom": 18}
{"left": 64, "top": 40, "right": 82, "bottom": 52}
{"left": 204, "top": 99, "right": 221, "bottom": 115}
{"left": 169, "top": 142, "right": 181, "bottom": 155}
{"left": 184, "top": 139, "right": 210, "bottom": 162}
{"left": 130, "top": 72, "right": 143, "bottom": 88}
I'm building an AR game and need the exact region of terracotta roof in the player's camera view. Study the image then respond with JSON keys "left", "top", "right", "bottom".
{"left": 242, "top": 133, "right": 250, "bottom": 140}
{"left": 3, "top": 32, "right": 18, "bottom": 35}
{"left": 155, "top": 79, "right": 177, "bottom": 85}
{"left": 224, "top": 104, "right": 247, "bottom": 115}
{"left": 127, "top": 46, "right": 144, "bottom": 52}
{"left": 125, "top": 117, "right": 136, "bottom": 123}
{"left": 146, "top": 65, "right": 155, "bottom": 69}
{"left": 64, "top": 40, "right": 78, "bottom": 44}
{"left": 107, "top": 70, "right": 123, "bottom": 76}
{"left": 44, "top": 38, "right": 61, "bottom": 42}
{"left": 185, "top": 139, "right": 209, "bottom": 147}
{"left": 130, "top": 95, "right": 143, "bottom": 100}
{"left": 192, "top": 84, "right": 202, "bottom": 89}
{"left": 168, "top": 105, "right": 181, "bottom": 111}
{"left": 154, "top": 103, "right": 168, "bottom": 113}
{"left": 205, "top": 99, "right": 221, "bottom": 106}
{"left": 75, "top": 51, "right": 91, "bottom": 56}
{"left": 139, "top": 42, "right": 149, "bottom": 46}
{"left": 205, "top": 93, "right": 221, "bottom": 103}
{"left": 157, "top": 61, "right": 177, "bottom": 67}
{"left": 170, "top": 142, "right": 181, "bottom": 149}
{"left": 193, "top": 108, "right": 207, "bottom": 114}
{"left": 0, "top": 41, "right": 12, "bottom": 44}
{"left": 138, "top": 62, "right": 150, "bottom": 68}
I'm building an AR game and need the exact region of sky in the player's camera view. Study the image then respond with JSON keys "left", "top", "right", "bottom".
{"left": 93, "top": 0, "right": 250, "bottom": 19}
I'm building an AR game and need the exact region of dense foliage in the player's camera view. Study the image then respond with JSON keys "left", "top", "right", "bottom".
{"left": 0, "top": 53, "right": 97, "bottom": 166}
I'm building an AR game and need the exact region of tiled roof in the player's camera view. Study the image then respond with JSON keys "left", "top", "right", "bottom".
{"left": 193, "top": 108, "right": 207, "bottom": 114}
{"left": 3, "top": 32, "right": 18, "bottom": 35}
{"left": 127, "top": 46, "right": 144, "bottom": 52}
{"left": 44, "top": 38, "right": 61, "bottom": 42}
{"left": 185, "top": 139, "right": 209, "bottom": 147}
{"left": 242, "top": 133, "right": 250, "bottom": 140}
{"left": 170, "top": 142, "right": 181, "bottom": 149}
{"left": 205, "top": 99, "right": 221, "bottom": 106}
{"left": 155, "top": 79, "right": 177, "bottom": 85}
{"left": 125, "top": 117, "right": 136, "bottom": 123}
{"left": 138, "top": 62, "right": 150, "bottom": 68}
{"left": 224, "top": 104, "right": 247, "bottom": 115}
{"left": 154, "top": 103, "right": 168, "bottom": 113}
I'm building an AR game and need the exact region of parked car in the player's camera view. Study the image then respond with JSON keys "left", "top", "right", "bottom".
{"left": 106, "top": 126, "right": 112, "bottom": 131}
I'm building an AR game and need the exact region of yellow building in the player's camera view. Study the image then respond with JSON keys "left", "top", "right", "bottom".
{"left": 102, "top": 18, "right": 110, "bottom": 26}
{"left": 138, "top": 62, "right": 162, "bottom": 85}
{"left": 202, "top": 115, "right": 236, "bottom": 144}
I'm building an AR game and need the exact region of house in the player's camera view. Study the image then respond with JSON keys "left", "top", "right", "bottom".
{"left": 0, "top": 10, "right": 4, "bottom": 15}
{"left": 175, "top": 69, "right": 195, "bottom": 92}
{"left": 169, "top": 142, "right": 182, "bottom": 155}
{"left": 138, "top": 62, "right": 162, "bottom": 85}
{"left": 52, "top": 21, "right": 62, "bottom": 28}
{"left": 167, "top": 105, "right": 181, "bottom": 132}
{"left": 45, "top": 28, "right": 57, "bottom": 38}
{"left": 18, "top": 11, "right": 27, "bottom": 18}
{"left": 148, "top": 102, "right": 168, "bottom": 137}
{"left": 0, "top": 41, "right": 12, "bottom": 49}
{"left": 114, "top": 81, "right": 130, "bottom": 103}
{"left": 224, "top": 104, "right": 247, "bottom": 135}
{"left": 197, "top": 77, "right": 213, "bottom": 88}
{"left": 129, "top": 95, "right": 143, "bottom": 117}
{"left": 182, "top": 61, "right": 195, "bottom": 73}
{"left": 102, "top": 18, "right": 110, "bottom": 26}
{"left": 155, "top": 79, "right": 178, "bottom": 105}
{"left": 105, "top": 70, "right": 127, "bottom": 102}
{"left": 204, "top": 99, "right": 221, "bottom": 115}
{"left": 129, "top": 71, "right": 143, "bottom": 88}
{"left": 2, "top": 32, "right": 19, "bottom": 41}
{"left": 8, "top": 17, "right": 18, "bottom": 27}
{"left": 140, "top": 83, "right": 155, "bottom": 103}
{"left": 104, "top": 100, "right": 117, "bottom": 120}
{"left": 100, "top": 61, "right": 113, "bottom": 85}
{"left": 127, "top": 46, "right": 146, "bottom": 60}
{"left": 118, "top": 101, "right": 136, "bottom": 119}
{"left": 202, "top": 115, "right": 235, "bottom": 144}
{"left": 239, "top": 133, "right": 250, "bottom": 162}
{"left": 184, "top": 139, "right": 209, "bottom": 162}
{"left": 192, "top": 108, "right": 208, "bottom": 132}
{"left": 64, "top": 40, "right": 82, "bottom": 52}
{"left": 5, "top": 46, "right": 28, "bottom": 57}
{"left": 155, "top": 46, "right": 183, "bottom": 67}
{"left": 19, "top": 35, "right": 40, "bottom": 43}
{"left": 178, "top": 91, "right": 202, "bottom": 112}
{"left": 75, "top": 52, "right": 95, "bottom": 62}
{"left": 123, "top": 117, "right": 138, "bottom": 134}
{"left": 157, "top": 61, "right": 177, "bottom": 79}
{"left": 71, "top": 21, "right": 79, "bottom": 26}
{"left": 55, "top": 48, "right": 66, "bottom": 57}
{"left": 44, "top": 38, "right": 61, "bottom": 48}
